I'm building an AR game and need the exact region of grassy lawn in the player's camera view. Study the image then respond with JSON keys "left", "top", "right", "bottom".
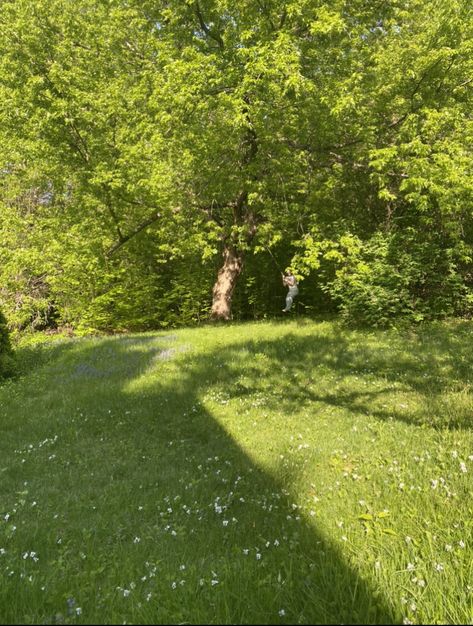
{"left": 0, "top": 318, "right": 472, "bottom": 625}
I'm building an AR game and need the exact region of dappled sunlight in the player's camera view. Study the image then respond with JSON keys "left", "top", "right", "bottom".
{"left": 114, "top": 337, "right": 397, "bottom": 624}
{"left": 172, "top": 324, "right": 473, "bottom": 431}
{"left": 2, "top": 320, "right": 472, "bottom": 624}
{"left": 33, "top": 329, "right": 394, "bottom": 623}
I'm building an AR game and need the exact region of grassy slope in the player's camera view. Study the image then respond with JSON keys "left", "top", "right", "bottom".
{"left": 0, "top": 318, "right": 472, "bottom": 625}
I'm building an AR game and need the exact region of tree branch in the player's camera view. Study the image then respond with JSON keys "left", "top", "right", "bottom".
{"left": 279, "top": 8, "right": 287, "bottom": 29}
{"left": 194, "top": 201, "right": 227, "bottom": 227}
{"left": 103, "top": 193, "right": 124, "bottom": 243}
{"left": 452, "top": 76, "right": 473, "bottom": 92}
{"left": 194, "top": 1, "right": 224, "bottom": 50}
{"left": 106, "top": 211, "right": 162, "bottom": 257}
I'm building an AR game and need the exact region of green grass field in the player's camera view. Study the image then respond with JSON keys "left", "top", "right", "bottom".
{"left": 0, "top": 318, "right": 472, "bottom": 625}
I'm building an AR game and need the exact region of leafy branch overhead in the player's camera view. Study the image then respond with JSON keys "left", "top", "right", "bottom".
{"left": 0, "top": 0, "right": 472, "bottom": 329}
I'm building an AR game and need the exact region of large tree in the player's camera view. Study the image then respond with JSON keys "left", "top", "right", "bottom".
{"left": 1, "top": 0, "right": 472, "bottom": 328}
{"left": 0, "top": 0, "right": 386, "bottom": 321}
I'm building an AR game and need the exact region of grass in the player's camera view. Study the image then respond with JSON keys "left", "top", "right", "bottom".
{"left": 0, "top": 318, "right": 472, "bottom": 625}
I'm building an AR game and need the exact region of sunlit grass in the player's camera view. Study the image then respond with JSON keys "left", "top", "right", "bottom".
{"left": 0, "top": 319, "right": 472, "bottom": 624}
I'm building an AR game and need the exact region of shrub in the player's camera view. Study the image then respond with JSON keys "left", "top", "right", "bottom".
{"left": 325, "top": 231, "right": 471, "bottom": 326}
{"left": 0, "top": 308, "right": 15, "bottom": 378}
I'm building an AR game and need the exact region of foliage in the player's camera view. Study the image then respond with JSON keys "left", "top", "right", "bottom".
{"left": 0, "top": 0, "right": 472, "bottom": 328}
{"left": 0, "top": 307, "right": 15, "bottom": 378}
{"left": 295, "top": 229, "right": 473, "bottom": 326}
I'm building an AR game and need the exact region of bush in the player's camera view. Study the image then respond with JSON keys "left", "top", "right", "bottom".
{"left": 0, "top": 308, "right": 15, "bottom": 378}
{"left": 325, "top": 231, "right": 471, "bottom": 326}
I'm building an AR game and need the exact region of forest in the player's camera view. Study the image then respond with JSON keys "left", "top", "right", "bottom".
{"left": 0, "top": 0, "right": 472, "bottom": 333}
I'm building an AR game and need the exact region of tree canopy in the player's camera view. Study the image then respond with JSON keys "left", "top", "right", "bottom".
{"left": 1, "top": 0, "right": 472, "bottom": 330}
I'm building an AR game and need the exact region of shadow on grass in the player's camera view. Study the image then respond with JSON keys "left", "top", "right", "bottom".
{"left": 9, "top": 337, "right": 80, "bottom": 378}
{"left": 3, "top": 321, "right": 471, "bottom": 623}
{"left": 7, "top": 332, "right": 399, "bottom": 625}
{"left": 216, "top": 322, "right": 473, "bottom": 431}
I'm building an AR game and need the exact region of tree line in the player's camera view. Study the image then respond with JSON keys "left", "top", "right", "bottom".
{"left": 0, "top": 0, "right": 472, "bottom": 332}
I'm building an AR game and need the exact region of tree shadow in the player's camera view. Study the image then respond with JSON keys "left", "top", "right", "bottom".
{"left": 217, "top": 323, "right": 473, "bottom": 430}
{"left": 1, "top": 332, "right": 400, "bottom": 624}
{"left": 9, "top": 320, "right": 470, "bottom": 622}
{"left": 77, "top": 334, "right": 402, "bottom": 623}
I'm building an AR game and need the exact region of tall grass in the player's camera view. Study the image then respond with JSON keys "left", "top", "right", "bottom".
{"left": 0, "top": 319, "right": 472, "bottom": 624}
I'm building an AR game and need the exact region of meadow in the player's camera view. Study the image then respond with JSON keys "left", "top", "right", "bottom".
{"left": 0, "top": 318, "right": 472, "bottom": 624}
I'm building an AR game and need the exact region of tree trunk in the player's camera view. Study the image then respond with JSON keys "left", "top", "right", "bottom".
{"left": 211, "top": 244, "right": 244, "bottom": 320}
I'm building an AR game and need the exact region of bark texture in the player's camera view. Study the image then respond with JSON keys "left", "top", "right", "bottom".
{"left": 210, "top": 244, "right": 244, "bottom": 320}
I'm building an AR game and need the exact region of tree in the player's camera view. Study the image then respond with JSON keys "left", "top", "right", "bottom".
{"left": 292, "top": 0, "right": 473, "bottom": 323}
{"left": 1, "top": 0, "right": 472, "bottom": 329}
{"left": 0, "top": 0, "right": 386, "bottom": 321}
